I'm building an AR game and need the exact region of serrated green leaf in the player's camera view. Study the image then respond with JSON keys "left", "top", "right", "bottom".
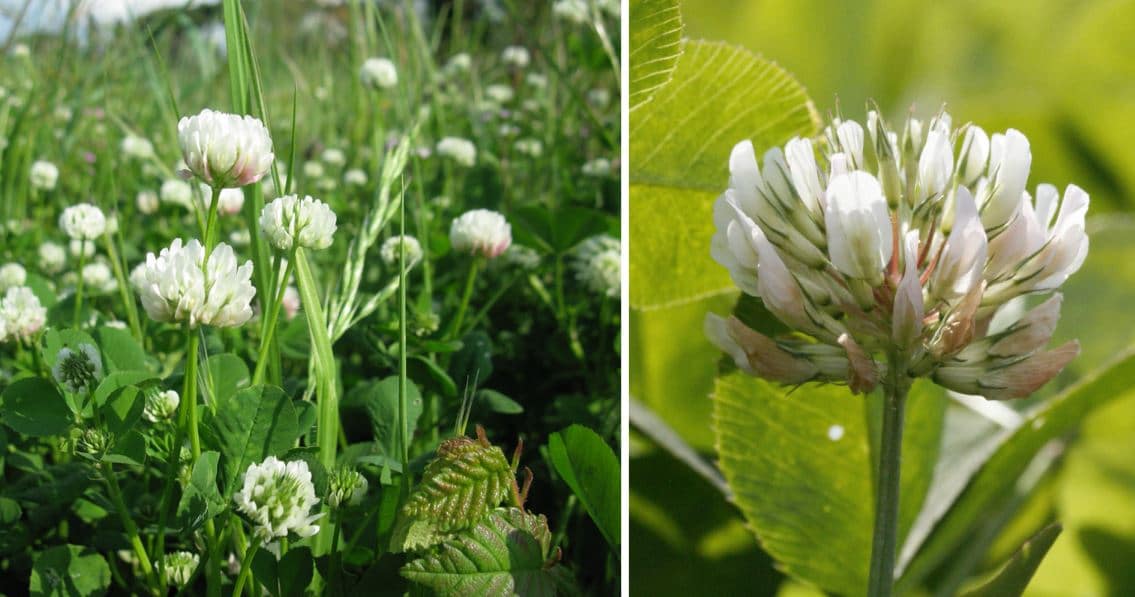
{"left": 548, "top": 425, "right": 620, "bottom": 547}
{"left": 629, "top": 39, "right": 819, "bottom": 309}
{"left": 628, "top": 0, "right": 684, "bottom": 111}
{"left": 1, "top": 377, "right": 73, "bottom": 437}
{"left": 391, "top": 434, "right": 514, "bottom": 552}
{"left": 960, "top": 523, "right": 1061, "bottom": 597}
{"left": 712, "top": 374, "right": 945, "bottom": 595}
{"left": 29, "top": 544, "right": 110, "bottom": 597}
{"left": 203, "top": 384, "right": 299, "bottom": 494}
{"left": 401, "top": 507, "right": 570, "bottom": 597}
{"left": 98, "top": 385, "right": 145, "bottom": 438}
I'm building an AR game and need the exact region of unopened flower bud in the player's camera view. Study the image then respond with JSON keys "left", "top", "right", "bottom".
{"left": 52, "top": 344, "right": 103, "bottom": 394}
{"left": 327, "top": 467, "right": 368, "bottom": 509}
{"left": 144, "top": 389, "right": 180, "bottom": 422}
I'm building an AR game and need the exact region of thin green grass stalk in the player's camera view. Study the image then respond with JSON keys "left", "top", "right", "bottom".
{"left": 398, "top": 180, "right": 410, "bottom": 470}
{"left": 101, "top": 230, "right": 144, "bottom": 343}
{"left": 72, "top": 249, "right": 88, "bottom": 327}
{"left": 251, "top": 259, "right": 293, "bottom": 385}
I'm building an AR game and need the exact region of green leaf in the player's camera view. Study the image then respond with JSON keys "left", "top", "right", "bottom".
{"left": 95, "top": 326, "right": 147, "bottom": 372}
{"left": 401, "top": 507, "right": 570, "bottom": 596}
{"left": 712, "top": 374, "right": 945, "bottom": 595}
{"left": 282, "top": 447, "right": 328, "bottom": 497}
{"left": 899, "top": 348, "right": 1135, "bottom": 591}
{"left": 93, "top": 371, "right": 155, "bottom": 409}
{"left": 390, "top": 433, "right": 514, "bottom": 552}
{"left": 204, "top": 352, "right": 251, "bottom": 410}
{"left": 410, "top": 355, "right": 457, "bottom": 398}
{"left": 960, "top": 523, "right": 1062, "bottom": 597}
{"left": 548, "top": 425, "right": 620, "bottom": 547}
{"left": 628, "top": 0, "right": 684, "bottom": 111}
{"left": 176, "top": 451, "right": 225, "bottom": 535}
{"left": 203, "top": 384, "right": 299, "bottom": 494}
{"left": 252, "top": 546, "right": 313, "bottom": 597}
{"left": 102, "top": 430, "right": 146, "bottom": 466}
{"left": 0, "top": 496, "right": 22, "bottom": 525}
{"left": 629, "top": 39, "right": 819, "bottom": 308}
{"left": 29, "top": 544, "right": 110, "bottom": 597}
{"left": 511, "top": 205, "right": 612, "bottom": 254}
{"left": 352, "top": 377, "right": 423, "bottom": 461}
{"left": 1, "top": 377, "right": 73, "bottom": 437}
{"left": 99, "top": 385, "right": 145, "bottom": 438}
{"left": 477, "top": 389, "right": 523, "bottom": 415}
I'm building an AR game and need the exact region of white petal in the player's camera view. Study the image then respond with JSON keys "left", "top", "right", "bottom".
{"left": 824, "top": 171, "right": 893, "bottom": 283}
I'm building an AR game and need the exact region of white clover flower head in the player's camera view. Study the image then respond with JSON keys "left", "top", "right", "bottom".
{"left": 234, "top": 456, "right": 322, "bottom": 542}
{"left": 587, "top": 88, "right": 611, "bottom": 109}
{"left": 572, "top": 235, "right": 620, "bottom": 298}
{"left": 30, "top": 160, "right": 59, "bottom": 190}
{"left": 59, "top": 203, "right": 107, "bottom": 240}
{"left": 131, "top": 238, "right": 256, "bottom": 328}
{"left": 39, "top": 242, "right": 67, "bottom": 274}
{"left": 303, "top": 160, "right": 325, "bottom": 179}
{"left": 501, "top": 46, "right": 530, "bottom": 68}
{"left": 259, "top": 195, "right": 338, "bottom": 251}
{"left": 81, "top": 261, "right": 116, "bottom": 293}
{"left": 360, "top": 57, "right": 398, "bottom": 89}
{"left": 177, "top": 108, "right": 274, "bottom": 188}
{"left": 144, "top": 389, "right": 180, "bottom": 422}
{"left": 433, "top": 195, "right": 453, "bottom": 211}
{"left": 526, "top": 73, "right": 548, "bottom": 89}
{"left": 160, "top": 179, "right": 194, "bottom": 208}
{"left": 582, "top": 158, "right": 612, "bottom": 177}
{"left": 499, "top": 244, "right": 542, "bottom": 270}
{"left": 326, "top": 467, "right": 368, "bottom": 509}
{"left": 121, "top": 135, "right": 155, "bottom": 159}
{"left": 321, "top": 147, "right": 346, "bottom": 167}
{"left": 553, "top": 0, "right": 589, "bottom": 24}
{"left": 486, "top": 84, "right": 515, "bottom": 104}
{"left": 514, "top": 138, "right": 543, "bottom": 158}
{"left": 598, "top": 0, "right": 619, "bottom": 16}
{"left": 204, "top": 187, "right": 245, "bottom": 216}
{"left": 450, "top": 209, "right": 512, "bottom": 259}
{"left": 445, "top": 52, "right": 472, "bottom": 72}
{"left": 0, "top": 286, "right": 46, "bottom": 343}
{"left": 282, "top": 286, "right": 300, "bottom": 321}
{"left": 0, "top": 263, "right": 26, "bottom": 292}
{"left": 707, "top": 110, "right": 1088, "bottom": 400}
{"left": 498, "top": 123, "right": 520, "bottom": 137}
{"left": 436, "top": 137, "right": 476, "bottom": 167}
{"left": 380, "top": 235, "right": 423, "bottom": 268}
{"left": 163, "top": 551, "right": 199, "bottom": 588}
{"left": 343, "top": 168, "right": 368, "bottom": 186}
{"left": 51, "top": 343, "right": 103, "bottom": 394}
{"left": 230, "top": 229, "right": 251, "bottom": 247}
{"left": 70, "top": 239, "right": 96, "bottom": 259}
{"left": 136, "top": 190, "right": 159, "bottom": 214}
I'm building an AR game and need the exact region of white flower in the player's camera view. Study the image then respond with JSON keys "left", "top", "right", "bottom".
{"left": 499, "top": 244, "right": 541, "bottom": 270}
{"left": 485, "top": 84, "right": 514, "bottom": 104}
{"left": 582, "top": 158, "right": 612, "bottom": 177}
{"left": 39, "top": 242, "right": 66, "bottom": 274}
{"left": 163, "top": 551, "right": 198, "bottom": 588}
{"left": 204, "top": 187, "right": 245, "bottom": 216}
{"left": 501, "top": 46, "right": 530, "bottom": 68}
{"left": 498, "top": 124, "right": 520, "bottom": 137}
{"left": 978, "top": 129, "right": 1031, "bottom": 230}
{"left": 282, "top": 286, "right": 300, "bottom": 320}
{"left": 0, "top": 286, "right": 46, "bottom": 343}
{"left": 379, "top": 235, "right": 423, "bottom": 267}
{"left": 321, "top": 148, "right": 346, "bottom": 167}
{"left": 526, "top": 73, "right": 548, "bottom": 89}
{"left": 70, "top": 239, "right": 96, "bottom": 259}
{"left": 178, "top": 109, "right": 274, "bottom": 188}
{"left": 824, "top": 171, "right": 893, "bottom": 284}
{"left": 326, "top": 467, "right": 368, "bottom": 509}
{"left": 59, "top": 203, "right": 107, "bottom": 241}
{"left": 571, "top": 235, "right": 620, "bottom": 298}
{"left": 587, "top": 88, "right": 611, "bottom": 109}
{"left": 30, "top": 160, "right": 59, "bottom": 190}
{"left": 445, "top": 53, "right": 472, "bottom": 72}
{"left": 450, "top": 209, "right": 511, "bottom": 259}
{"left": 514, "top": 138, "right": 543, "bottom": 157}
{"left": 144, "top": 389, "right": 180, "bottom": 422}
{"left": 160, "top": 179, "right": 195, "bottom": 208}
{"left": 343, "top": 168, "right": 368, "bottom": 186}
{"left": 0, "top": 263, "right": 26, "bottom": 292}
{"left": 131, "top": 239, "right": 256, "bottom": 328}
{"left": 136, "top": 190, "right": 159, "bottom": 214}
{"left": 553, "top": 0, "right": 589, "bottom": 24}
{"left": 82, "top": 262, "right": 116, "bottom": 293}
{"left": 360, "top": 57, "right": 398, "bottom": 89}
{"left": 234, "top": 456, "right": 322, "bottom": 542}
{"left": 436, "top": 137, "right": 476, "bottom": 167}
{"left": 303, "top": 160, "right": 325, "bottom": 179}
{"left": 259, "top": 195, "right": 337, "bottom": 251}
{"left": 121, "top": 135, "right": 154, "bottom": 159}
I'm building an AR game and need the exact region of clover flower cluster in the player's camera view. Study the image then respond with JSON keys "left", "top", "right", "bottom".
{"left": 707, "top": 111, "right": 1087, "bottom": 400}
{"left": 379, "top": 235, "right": 423, "bottom": 268}
{"left": 572, "top": 234, "right": 621, "bottom": 298}
{"left": 234, "top": 456, "right": 321, "bottom": 542}
{"left": 259, "top": 194, "right": 338, "bottom": 251}
{"left": 59, "top": 203, "right": 107, "bottom": 241}
{"left": 450, "top": 209, "right": 512, "bottom": 259}
{"left": 436, "top": 137, "right": 477, "bottom": 167}
{"left": 0, "top": 287, "right": 47, "bottom": 343}
{"left": 0, "top": 263, "right": 25, "bottom": 292}
{"left": 360, "top": 57, "right": 398, "bottom": 89}
{"left": 177, "top": 109, "right": 274, "bottom": 188}
{"left": 130, "top": 238, "right": 256, "bottom": 328}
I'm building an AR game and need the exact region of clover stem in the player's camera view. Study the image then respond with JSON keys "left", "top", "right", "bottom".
{"left": 102, "top": 461, "right": 159, "bottom": 593}
{"left": 73, "top": 248, "right": 88, "bottom": 327}
{"left": 867, "top": 353, "right": 911, "bottom": 597}
{"left": 446, "top": 258, "right": 480, "bottom": 340}
{"left": 251, "top": 259, "right": 294, "bottom": 385}
{"left": 231, "top": 537, "right": 260, "bottom": 597}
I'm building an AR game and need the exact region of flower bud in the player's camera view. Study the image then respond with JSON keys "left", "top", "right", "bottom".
{"left": 163, "top": 551, "right": 199, "bottom": 588}
{"left": 144, "top": 389, "right": 181, "bottom": 422}
{"left": 52, "top": 344, "right": 103, "bottom": 394}
{"left": 260, "top": 195, "right": 338, "bottom": 251}
{"left": 327, "top": 467, "right": 369, "bottom": 509}
{"left": 704, "top": 314, "right": 818, "bottom": 384}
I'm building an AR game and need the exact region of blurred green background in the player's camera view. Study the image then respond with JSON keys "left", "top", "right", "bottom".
{"left": 630, "top": 0, "right": 1135, "bottom": 595}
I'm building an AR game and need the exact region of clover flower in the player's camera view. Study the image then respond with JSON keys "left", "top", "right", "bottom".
{"left": 59, "top": 203, "right": 107, "bottom": 241}
{"left": 588, "top": 88, "right": 611, "bottom": 109}
{"left": 81, "top": 261, "right": 116, "bottom": 293}
{"left": 360, "top": 57, "right": 398, "bottom": 89}
{"left": 321, "top": 148, "right": 346, "bottom": 167}
{"left": 514, "top": 138, "right": 543, "bottom": 158}
{"left": 0, "top": 287, "right": 46, "bottom": 342}
{"left": 52, "top": 344, "right": 103, "bottom": 394}
{"left": 0, "top": 263, "right": 26, "bottom": 292}
{"left": 486, "top": 84, "right": 515, "bottom": 104}
{"left": 178, "top": 109, "right": 274, "bottom": 188}
{"left": 553, "top": 0, "right": 589, "bottom": 24}
{"left": 436, "top": 137, "right": 476, "bottom": 167}
{"left": 136, "top": 190, "right": 159, "bottom": 214}
{"left": 121, "top": 135, "right": 154, "bottom": 159}
{"left": 499, "top": 244, "right": 542, "bottom": 270}
{"left": 131, "top": 238, "right": 256, "bottom": 328}
{"left": 582, "top": 158, "right": 612, "bottom": 177}
{"left": 343, "top": 168, "right": 367, "bottom": 186}
{"left": 259, "top": 195, "right": 337, "bottom": 251}
{"left": 70, "top": 239, "right": 96, "bottom": 259}
{"left": 144, "top": 389, "right": 180, "bottom": 422}
{"left": 379, "top": 235, "right": 423, "bottom": 268}
{"left": 163, "top": 551, "right": 199, "bottom": 588}
{"left": 30, "top": 160, "right": 59, "bottom": 190}
{"left": 39, "top": 242, "right": 66, "bottom": 274}
{"left": 450, "top": 209, "right": 512, "bottom": 259}
{"left": 572, "top": 235, "right": 621, "bottom": 298}
{"left": 707, "top": 110, "right": 1087, "bottom": 400}
{"left": 326, "top": 467, "right": 368, "bottom": 509}
{"left": 160, "top": 179, "right": 195, "bottom": 208}
{"left": 234, "top": 456, "right": 322, "bottom": 542}
{"left": 445, "top": 53, "right": 472, "bottom": 73}
{"left": 501, "top": 46, "right": 530, "bottom": 68}
{"left": 204, "top": 187, "right": 245, "bottom": 216}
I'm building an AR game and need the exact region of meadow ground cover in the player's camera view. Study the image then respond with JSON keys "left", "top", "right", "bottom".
{"left": 0, "top": 1, "right": 620, "bottom": 595}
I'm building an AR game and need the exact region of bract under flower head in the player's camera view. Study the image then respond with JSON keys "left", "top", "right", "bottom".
{"left": 707, "top": 109, "right": 1088, "bottom": 400}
